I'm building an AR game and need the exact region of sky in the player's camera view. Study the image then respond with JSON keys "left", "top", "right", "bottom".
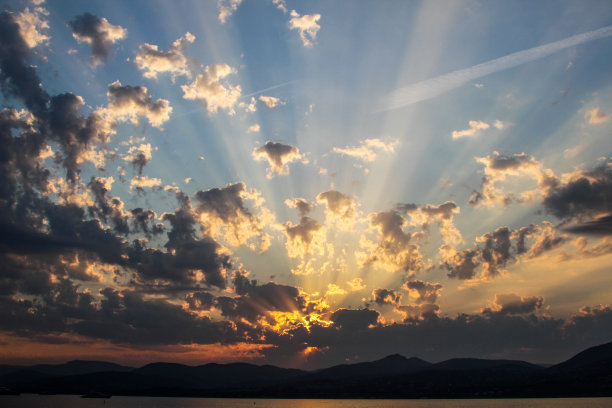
{"left": 0, "top": 0, "right": 611, "bottom": 370}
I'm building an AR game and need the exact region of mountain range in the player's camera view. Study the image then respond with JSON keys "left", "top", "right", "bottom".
{"left": 1, "top": 341, "right": 611, "bottom": 398}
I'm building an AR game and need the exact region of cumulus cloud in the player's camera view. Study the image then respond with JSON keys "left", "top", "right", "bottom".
{"left": 253, "top": 141, "right": 304, "bottom": 178}
{"left": 69, "top": 13, "right": 127, "bottom": 65}
{"left": 289, "top": 10, "right": 321, "bottom": 47}
{"left": 542, "top": 159, "right": 612, "bottom": 220}
{"left": 444, "top": 222, "right": 566, "bottom": 280}
{"left": 469, "top": 151, "right": 554, "bottom": 207}
{"left": 135, "top": 32, "right": 195, "bottom": 80}
{"left": 195, "top": 183, "right": 270, "bottom": 250}
{"left": 130, "top": 175, "right": 162, "bottom": 190}
{"left": 247, "top": 124, "right": 260, "bottom": 133}
{"left": 100, "top": 81, "right": 173, "bottom": 128}
{"left": 123, "top": 143, "right": 153, "bottom": 175}
{"left": 586, "top": 107, "right": 609, "bottom": 124}
{"left": 15, "top": 6, "right": 49, "bottom": 48}
{"left": 564, "top": 214, "right": 612, "bottom": 236}
{"left": 258, "top": 95, "right": 281, "bottom": 108}
{"left": 332, "top": 138, "right": 398, "bottom": 163}
{"left": 317, "top": 190, "right": 357, "bottom": 229}
{"left": 372, "top": 288, "right": 402, "bottom": 306}
{"left": 451, "top": 120, "right": 490, "bottom": 139}
{"left": 397, "top": 303, "right": 440, "bottom": 323}
{"left": 359, "top": 210, "right": 424, "bottom": 275}
{"left": 400, "top": 201, "right": 462, "bottom": 246}
{"left": 482, "top": 293, "right": 544, "bottom": 316}
{"left": 217, "top": 0, "right": 243, "bottom": 23}
{"left": 182, "top": 64, "right": 241, "bottom": 114}
{"left": 283, "top": 216, "right": 326, "bottom": 259}
{"left": 405, "top": 280, "right": 442, "bottom": 304}
{"left": 285, "top": 198, "right": 313, "bottom": 217}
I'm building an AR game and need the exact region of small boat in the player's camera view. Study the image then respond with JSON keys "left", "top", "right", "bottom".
{"left": 81, "top": 391, "right": 111, "bottom": 398}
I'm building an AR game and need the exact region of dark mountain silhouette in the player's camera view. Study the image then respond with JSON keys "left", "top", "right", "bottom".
{"left": 304, "top": 354, "right": 431, "bottom": 381}
{"left": 1, "top": 341, "right": 610, "bottom": 398}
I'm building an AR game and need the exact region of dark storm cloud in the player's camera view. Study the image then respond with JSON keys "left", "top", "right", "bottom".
{"left": 49, "top": 93, "right": 110, "bottom": 183}
{"left": 0, "top": 11, "right": 49, "bottom": 117}
{"left": 68, "top": 13, "right": 126, "bottom": 65}
{"left": 543, "top": 161, "right": 612, "bottom": 219}
{"left": 185, "top": 291, "right": 215, "bottom": 311}
{"left": 87, "top": 177, "right": 129, "bottom": 235}
{"left": 217, "top": 271, "right": 306, "bottom": 323}
{"left": 330, "top": 308, "right": 380, "bottom": 331}
{"left": 563, "top": 214, "right": 612, "bottom": 236}
{"left": 130, "top": 208, "right": 164, "bottom": 237}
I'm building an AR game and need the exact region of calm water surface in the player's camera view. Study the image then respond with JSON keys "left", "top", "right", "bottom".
{"left": 1, "top": 395, "right": 612, "bottom": 408}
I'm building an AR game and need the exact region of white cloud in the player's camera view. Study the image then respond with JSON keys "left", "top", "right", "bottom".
{"left": 135, "top": 32, "right": 195, "bottom": 79}
{"left": 181, "top": 64, "right": 242, "bottom": 114}
{"left": 332, "top": 138, "right": 398, "bottom": 162}
{"left": 258, "top": 95, "right": 281, "bottom": 109}
{"left": 130, "top": 175, "right": 162, "bottom": 190}
{"left": 289, "top": 10, "right": 321, "bottom": 47}
{"left": 451, "top": 120, "right": 490, "bottom": 139}
{"left": 15, "top": 6, "right": 49, "bottom": 48}
{"left": 248, "top": 124, "right": 261, "bottom": 133}
{"left": 217, "top": 0, "right": 243, "bottom": 23}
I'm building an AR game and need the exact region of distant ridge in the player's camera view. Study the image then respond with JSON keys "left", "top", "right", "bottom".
{"left": 1, "top": 341, "right": 611, "bottom": 398}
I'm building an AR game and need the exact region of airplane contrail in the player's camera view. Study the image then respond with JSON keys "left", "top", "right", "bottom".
{"left": 378, "top": 25, "right": 612, "bottom": 112}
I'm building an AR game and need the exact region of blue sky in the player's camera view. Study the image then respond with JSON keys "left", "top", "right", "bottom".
{"left": 1, "top": 0, "right": 612, "bottom": 368}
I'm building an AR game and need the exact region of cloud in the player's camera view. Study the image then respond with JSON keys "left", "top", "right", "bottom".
{"left": 195, "top": 182, "right": 270, "bottom": 250}
{"left": 123, "top": 143, "right": 153, "bottom": 175}
{"left": 247, "top": 124, "right": 260, "bottom": 133}
{"left": 68, "top": 13, "right": 127, "bottom": 65}
{"left": 272, "top": 0, "right": 288, "bottom": 13}
{"left": 444, "top": 222, "right": 566, "bottom": 281}
{"left": 130, "top": 176, "right": 162, "bottom": 190}
{"left": 451, "top": 120, "right": 490, "bottom": 139}
{"left": 253, "top": 141, "right": 303, "bottom": 178}
{"left": 379, "top": 25, "right": 612, "bottom": 111}
{"left": 586, "top": 107, "right": 609, "bottom": 124}
{"left": 359, "top": 210, "right": 424, "bottom": 274}
{"left": 14, "top": 6, "right": 49, "bottom": 48}
{"left": 332, "top": 138, "right": 398, "bottom": 162}
{"left": 182, "top": 64, "right": 241, "bottom": 114}
{"left": 283, "top": 216, "right": 326, "bottom": 259}
{"left": 289, "top": 10, "right": 321, "bottom": 47}
{"left": 400, "top": 201, "right": 462, "bottom": 246}
{"left": 317, "top": 190, "right": 357, "bottom": 229}
{"left": 135, "top": 32, "right": 195, "bottom": 79}
{"left": 469, "top": 151, "right": 551, "bottom": 207}
{"left": 564, "top": 214, "right": 612, "bottom": 236}
{"left": 347, "top": 278, "right": 365, "bottom": 291}
{"left": 0, "top": 11, "right": 50, "bottom": 116}
{"left": 330, "top": 308, "right": 379, "bottom": 331}
{"left": 482, "top": 293, "right": 544, "bottom": 316}
{"left": 100, "top": 81, "right": 173, "bottom": 128}
{"left": 543, "top": 159, "right": 612, "bottom": 220}
{"left": 258, "top": 95, "right": 281, "bottom": 108}
{"left": 285, "top": 198, "right": 313, "bottom": 217}
{"left": 372, "top": 288, "right": 401, "bottom": 306}
{"left": 217, "top": 0, "right": 243, "bottom": 23}
{"left": 397, "top": 303, "right": 440, "bottom": 323}
{"left": 405, "top": 280, "right": 442, "bottom": 304}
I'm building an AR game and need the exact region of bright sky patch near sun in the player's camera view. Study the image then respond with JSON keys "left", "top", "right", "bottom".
{"left": 0, "top": 0, "right": 612, "bottom": 369}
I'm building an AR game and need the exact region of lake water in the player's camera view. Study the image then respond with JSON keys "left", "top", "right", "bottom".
{"left": 1, "top": 395, "right": 612, "bottom": 408}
